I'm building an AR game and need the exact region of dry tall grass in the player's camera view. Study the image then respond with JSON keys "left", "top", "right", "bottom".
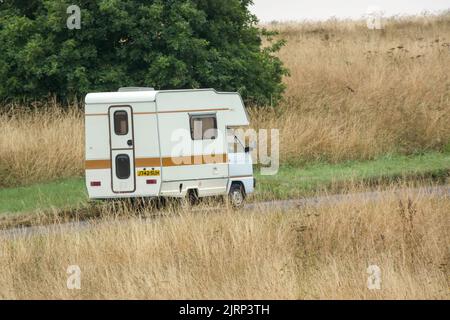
{"left": 1, "top": 14, "right": 449, "bottom": 186}
{"left": 255, "top": 13, "right": 450, "bottom": 163}
{"left": 0, "top": 104, "right": 84, "bottom": 187}
{"left": 0, "top": 187, "right": 448, "bottom": 299}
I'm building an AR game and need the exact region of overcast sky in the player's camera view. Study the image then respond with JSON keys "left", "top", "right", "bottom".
{"left": 250, "top": 0, "right": 450, "bottom": 22}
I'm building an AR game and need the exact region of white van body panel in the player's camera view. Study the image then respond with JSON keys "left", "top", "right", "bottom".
{"left": 84, "top": 89, "right": 254, "bottom": 200}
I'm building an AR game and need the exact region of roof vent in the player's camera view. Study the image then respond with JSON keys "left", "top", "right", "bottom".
{"left": 118, "top": 87, "right": 155, "bottom": 92}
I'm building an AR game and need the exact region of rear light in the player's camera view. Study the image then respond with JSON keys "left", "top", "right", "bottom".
{"left": 146, "top": 179, "right": 157, "bottom": 185}
{"left": 90, "top": 181, "right": 101, "bottom": 187}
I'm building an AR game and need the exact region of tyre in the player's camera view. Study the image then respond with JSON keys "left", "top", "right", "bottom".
{"left": 229, "top": 183, "right": 246, "bottom": 209}
{"left": 186, "top": 189, "right": 200, "bottom": 206}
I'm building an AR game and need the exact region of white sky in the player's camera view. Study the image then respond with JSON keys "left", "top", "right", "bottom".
{"left": 250, "top": 0, "right": 450, "bottom": 22}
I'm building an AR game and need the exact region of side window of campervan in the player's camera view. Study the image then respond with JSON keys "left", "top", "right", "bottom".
{"left": 114, "top": 111, "right": 128, "bottom": 135}
{"left": 190, "top": 115, "right": 217, "bottom": 140}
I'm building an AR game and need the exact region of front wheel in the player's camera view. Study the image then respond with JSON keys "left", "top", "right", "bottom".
{"left": 184, "top": 189, "right": 199, "bottom": 207}
{"left": 229, "top": 184, "right": 246, "bottom": 209}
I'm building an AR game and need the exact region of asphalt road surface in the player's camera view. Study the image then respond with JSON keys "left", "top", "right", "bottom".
{"left": 1, "top": 185, "right": 449, "bottom": 240}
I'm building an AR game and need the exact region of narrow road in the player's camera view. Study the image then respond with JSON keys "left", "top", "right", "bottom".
{"left": 246, "top": 185, "right": 450, "bottom": 210}
{"left": 1, "top": 185, "right": 449, "bottom": 240}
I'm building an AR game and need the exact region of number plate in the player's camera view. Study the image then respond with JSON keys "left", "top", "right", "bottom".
{"left": 137, "top": 170, "right": 160, "bottom": 177}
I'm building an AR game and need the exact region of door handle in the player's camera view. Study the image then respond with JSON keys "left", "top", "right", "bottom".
{"left": 127, "top": 139, "right": 133, "bottom": 147}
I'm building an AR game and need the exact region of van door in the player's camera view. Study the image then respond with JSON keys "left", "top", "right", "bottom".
{"left": 109, "top": 106, "right": 135, "bottom": 193}
{"left": 227, "top": 129, "right": 253, "bottom": 178}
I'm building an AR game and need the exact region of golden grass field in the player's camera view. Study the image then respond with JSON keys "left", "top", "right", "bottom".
{"left": 1, "top": 14, "right": 450, "bottom": 187}
{"left": 256, "top": 14, "right": 450, "bottom": 164}
{"left": 0, "top": 186, "right": 448, "bottom": 299}
{"left": 0, "top": 15, "right": 449, "bottom": 300}
{"left": 0, "top": 105, "right": 84, "bottom": 187}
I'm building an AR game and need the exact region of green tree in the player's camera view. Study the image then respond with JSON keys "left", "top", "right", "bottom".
{"left": 0, "top": 0, "right": 287, "bottom": 105}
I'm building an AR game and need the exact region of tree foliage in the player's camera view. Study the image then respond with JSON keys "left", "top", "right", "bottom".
{"left": 0, "top": 0, "right": 287, "bottom": 105}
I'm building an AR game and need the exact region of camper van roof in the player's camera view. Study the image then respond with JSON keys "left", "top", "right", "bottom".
{"left": 84, "top": 88, "right": 227, "bottom": 104}
{"left": 85, "top": 90, "right": 159, "bottom": 104}
{"left": 118, "top": 87, "right": 155, "bottom": 92}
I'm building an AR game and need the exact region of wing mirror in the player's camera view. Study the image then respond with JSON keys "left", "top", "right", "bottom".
{"left": 245, "top": 141, "right": 257, "bottom": 153}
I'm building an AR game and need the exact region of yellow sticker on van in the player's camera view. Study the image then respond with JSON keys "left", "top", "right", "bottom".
{"left": 137, "top": 170, "right": 160, "bottom": 177}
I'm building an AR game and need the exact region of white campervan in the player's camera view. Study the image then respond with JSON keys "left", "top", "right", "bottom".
{"left": 85, "top": 88, "right": 255, "bottom": 208}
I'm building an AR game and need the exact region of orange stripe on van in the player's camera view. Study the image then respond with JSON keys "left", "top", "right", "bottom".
{"left": 158, "top": 108, "right": 230, "bottom": 114}
{"left": 162, "top": 154, "right": 228, "bottom": 166}
{"left": 135, "top": 157, "right": 161, "bottom": 167}
{"left": 86, "top": 108, "right": 230, "bottom": 117}
{"left": 134, "top": 108, "right": 230, "bottom": 115}
{"left": 85, "top": 159, "right": 111, "bottom": 170}
{"left": 85, "top": 154, "right": 228, "bottom": 170}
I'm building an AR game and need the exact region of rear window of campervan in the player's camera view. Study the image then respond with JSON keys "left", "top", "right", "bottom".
{"left": 115, "top": 154, "right": 131, "bottom": 179}
{"left": 114, "top": 111, "right": 128, "bottom": 135}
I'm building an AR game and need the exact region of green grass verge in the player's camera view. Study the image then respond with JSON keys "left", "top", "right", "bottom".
{"left": 0, "top": 177, "right": 87, "bottom": 215}
{"left": 255, "top": 152, "right": 450, "bottom": 200}
{"left": 0, "top": 152, "right": 449, "bottom": 215}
